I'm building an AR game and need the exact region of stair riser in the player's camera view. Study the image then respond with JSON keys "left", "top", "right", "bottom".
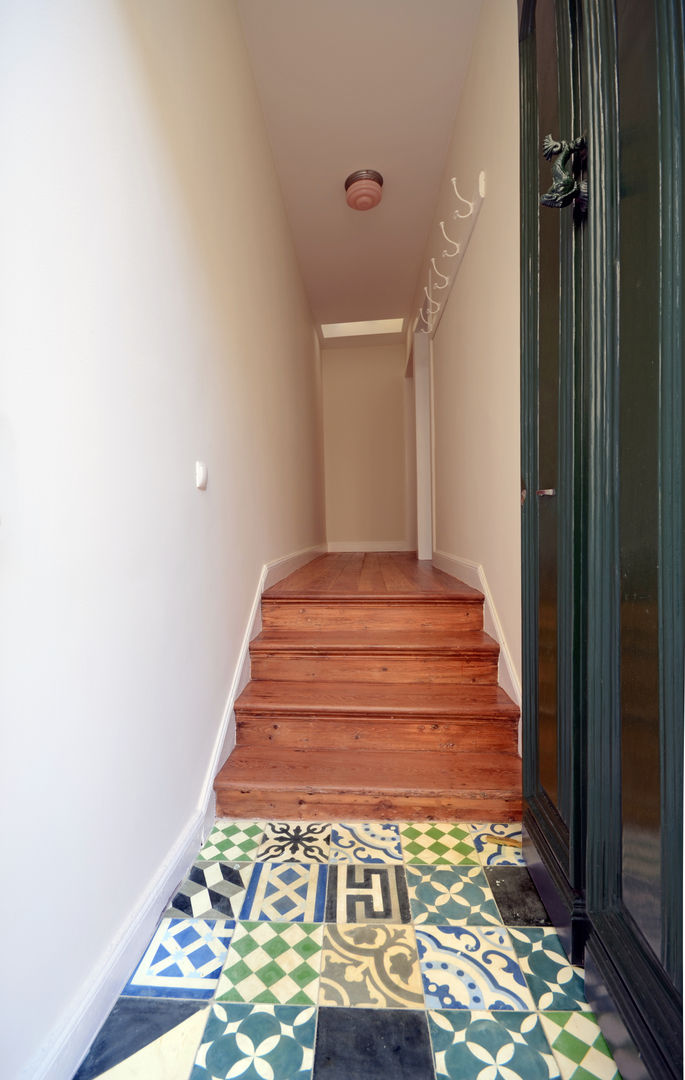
{"left": 216, "top": 787, "right": 522, "bottom": 821}
{"left": 249, "top": 653, "right": 498, "bottom": 684}
{"left": 261, "top": 600, "right": 483, "bottom": 632}
{"left": 237, "top": 716, "right": 518, "bottom": 753}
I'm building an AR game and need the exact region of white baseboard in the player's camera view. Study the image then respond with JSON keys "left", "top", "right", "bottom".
{"left": 24, "top": 808, "right": 208, "bottom": 1080}
{"left": 206, "top": 543, "right": 327, "bottom": 779}
{"left": 264, "top": 543, "right": 327, "bottom": 588}
{"left": 432, "top": 550, "right": 522, "bottom": 722}
{"left": 327, "top": 540, "right": 412, "bottom": 552}
{"left": 35, "top": 542, "right": 325, "bottom": 1080}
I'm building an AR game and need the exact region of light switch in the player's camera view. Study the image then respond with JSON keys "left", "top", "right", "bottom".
{"left": 195, "top": 461, "right": 208, "bottom": 490}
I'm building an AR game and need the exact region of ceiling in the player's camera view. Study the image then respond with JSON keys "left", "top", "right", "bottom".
{"left": 236, "top": 0, "right": 482, "bottom": 339}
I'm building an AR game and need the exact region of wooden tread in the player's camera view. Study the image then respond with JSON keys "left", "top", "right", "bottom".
{"left": 250, "top": 629, "right": 499, "bottom": 653}
{"left": 249, "top": 629, "right": 499, "bottom": 684}
{"left": 235, "top": 680, "right": 520, "bottom": 755}
{"left": 261, "top": 597, "right": 483, "bottom": 632}
{"left": 235, "top": 679, "right": 519, "bottom": 719}
{"left": 215, "top": 748, "right": 522, "bottom": 821}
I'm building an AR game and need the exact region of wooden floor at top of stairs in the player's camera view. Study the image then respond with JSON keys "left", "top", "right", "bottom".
{"left": 263, "top": 551, "right": 483, "bottom": 600}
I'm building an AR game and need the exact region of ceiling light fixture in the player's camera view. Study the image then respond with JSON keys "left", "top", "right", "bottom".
{"left": 344, "top": 169, "right": 383, "bottom": 211}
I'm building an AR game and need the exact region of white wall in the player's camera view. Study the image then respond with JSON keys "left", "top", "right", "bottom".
{"left": 413, "top": 0, "right": 521, "bottom": 688}
{"left": 0, "top": 2, "right": 325, "bottom": 1077}
{"left": 322, "top": 343, "right": 410, "bottom": 550}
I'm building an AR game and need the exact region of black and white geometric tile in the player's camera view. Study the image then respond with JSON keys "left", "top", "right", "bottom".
{"left": 257, "top": 822, "right": 331, "bottom": 863}
{"left": 165, "top": 861, "right": 254, "bottom": 919}
{"left": 325, "top": 864, "right": 411, "bottom": 923}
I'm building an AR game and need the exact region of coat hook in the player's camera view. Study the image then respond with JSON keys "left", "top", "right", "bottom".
{"left": 416, "top": 307, "right": 431, "bottom": 330}
{"left": 439, "top": 220, "right": 461, "bottom": 256}
{"left": 424, "top": 286, "right": 440, "bottom": 315}
{"left": 450, "top": 177, "right": 474, "bottom": 218}
{"left": 431, "top": 259, "right": 450, "bottom": 288}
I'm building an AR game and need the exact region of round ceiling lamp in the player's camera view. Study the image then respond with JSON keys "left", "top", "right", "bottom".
{"left": 344, "top": 169, "right": 384, "bottom": 211}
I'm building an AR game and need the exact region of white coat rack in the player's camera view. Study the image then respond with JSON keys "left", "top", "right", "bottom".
{"left": 415, "top": 170, "right": 486, "bottom": 336}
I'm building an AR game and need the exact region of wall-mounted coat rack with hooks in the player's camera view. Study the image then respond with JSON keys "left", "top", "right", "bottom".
{"left": 415, "top": 170, "right": 486, "bottom": 336}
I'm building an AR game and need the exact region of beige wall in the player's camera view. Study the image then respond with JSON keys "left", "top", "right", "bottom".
{"left": 322, "top": 344, "right": 410, "bottom": 549}
{"left": 0, "top": 3, "right": 324, "bottom": 1077}
{"left": 413, "top": 0, "right": 521, "bottom": 684}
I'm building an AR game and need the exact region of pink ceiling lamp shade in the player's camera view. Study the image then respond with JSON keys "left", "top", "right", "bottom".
{"left": 344, "top": 169, "right": 383, "bottom": 211}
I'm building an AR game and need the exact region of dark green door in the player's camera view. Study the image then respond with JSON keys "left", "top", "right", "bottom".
{"left": 520, "top": 1, "right": 683, "bottom": 1075}
{"left": 520, "top": 0, "right": 587, "bottom": 960}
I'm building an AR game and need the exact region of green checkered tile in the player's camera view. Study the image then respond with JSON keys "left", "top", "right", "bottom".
{"left": 540, "top": 1012, "right": 622, "bottom": 1080}
{"left": 400, "top": 823, "right": 478, "bottom": 864}
{"left": 199, "top": 820, "right": 264, "bottom": 861}
{"left": 216, "top": 921, "right": 323, "bottom": 1006}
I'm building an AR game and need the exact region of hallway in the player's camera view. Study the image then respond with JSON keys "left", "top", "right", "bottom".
{"left": 0, "top": 2, "right": 526, "bottom": 1077}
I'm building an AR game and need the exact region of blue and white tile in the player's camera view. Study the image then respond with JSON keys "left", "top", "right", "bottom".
{"left": 428, "top": 1009, "right": 561, "bottom": 1080}
{"left": 508, "top": 927, "right": 589, "bottom": 1011}
{"left": 122, "top": 918, "right": 234, "bottom": 1000}
{"left": 74, "top": 998, "right": 209, "bottom": 1080}
{"left": 416, "top": 925, "right": 535, "bottom": 1010}
{"left": 405, "top": 865, "right": 502, "bottom": 925}
{"left": 241, "top": 862, "right": 328, "bottom": 922}
{"left": 329, "top": 822, "right": 403, "bottom": 863}
{"left": 191, "top": 1002, "right": 315, "bottom": 1080}
{"left": 469, "top": 823, "right": 525, "bottom": 866}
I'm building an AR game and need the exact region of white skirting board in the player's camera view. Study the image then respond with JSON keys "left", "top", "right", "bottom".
{"left": 432, "top": 550, "right": 523, "bottom": 750}
{"left": 202, "top": 543, "right": 328, "bottom": 784}
{"left": 327, "top": 540, "right": 412, "bottom": 552}
{"left": 24, "top": 802, "right": 214, "bottom": 1080}
{"left": 36, "top": 542, "right": 325, "bottom": 1080}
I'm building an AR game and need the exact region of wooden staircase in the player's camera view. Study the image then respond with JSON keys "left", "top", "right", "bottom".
{"left": 214, "top": 552, "right": 521, "bottom": 820}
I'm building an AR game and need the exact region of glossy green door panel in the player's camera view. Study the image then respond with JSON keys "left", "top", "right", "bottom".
{"left": 536, "top": 0, "right": 561, "bottom": 810}
{"left": 521, "top": 0, "right": 683, "bottom": 1072}
{"left": 615, "top": 0, "right": 663, "bottom": 959}
{"left": 520, "top": 0, "right": 586, "bottom": 938}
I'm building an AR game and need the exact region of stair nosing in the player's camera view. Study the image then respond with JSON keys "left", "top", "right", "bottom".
{"left": 249, "top": 631, "right": 499, "bottom": 658}
{"left": 235, "top": 682, "right": 519, "bottom": 719}
{"left": 261, "top": 593, "right": 484, "bottom": 604}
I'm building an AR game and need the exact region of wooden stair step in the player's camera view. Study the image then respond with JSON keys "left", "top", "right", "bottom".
{"left": 215, "top": 748, "right": 522, "bottom": 821}
{"left": 235, "top": 679, "right": 519, "bottom": 720}
{"left": 238, "top": 714, "right": 517, "bottom": 753}
{"left": 260, "top": 597, "right": 483, "bottom": 632}
{"left": 249, "top": 629, "right": 499, "bottom": 684}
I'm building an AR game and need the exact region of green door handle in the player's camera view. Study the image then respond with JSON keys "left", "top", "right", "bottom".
{"left": 540, "top": 135, "right": 588, "bottom": 212}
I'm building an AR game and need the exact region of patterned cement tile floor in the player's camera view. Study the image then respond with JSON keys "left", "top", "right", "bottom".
{"left": 73, "top": 820, "right": 623, "bottom": 1080}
